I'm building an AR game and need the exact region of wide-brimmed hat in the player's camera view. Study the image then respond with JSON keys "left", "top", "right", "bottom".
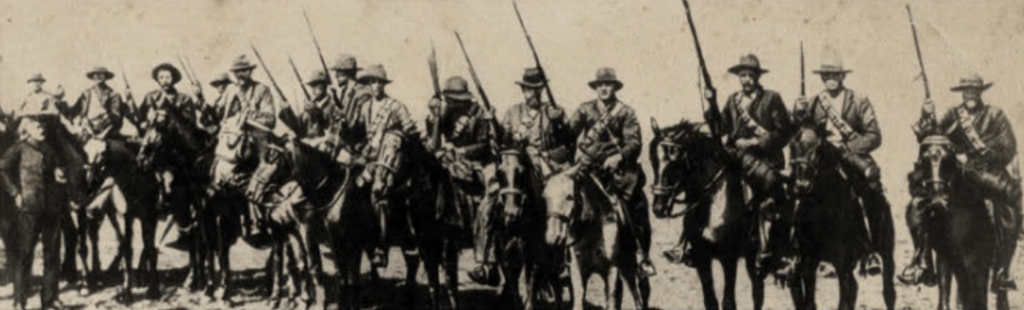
{"left": 151, "top": 63, "right": 182, "bottom": 84}
{"left": 330, "top": 54, "right": 361, "bottom": 72}
{"left": 515, "top": 67, "right": 547, "bottom": 89}
{"left": 812, "top": 50, "right": 852, "bottom": 74}
{"left": 950, "top": 73, "right": 993, "bottom": 92}
{"left": 27, "top": 73, "right": 46, "bottom": 83}
{"left": 209, "top": 72, "right": 232, "bottom": 87}
{"left": 587, "top": 67, "right": 624, "bottom": 90}
{"left": 86, "top": 67, "right": 115, "bottom": 81}
{"left": 443, "top": 76, "right": 473, "bottom": 101}
{"left": 230, "top": 55, "right": 258, "bottom": 72}
{"left": 728, "top": 54, "right": 769, "bottom": 75}
{"left": 306, "top": 69, "right": 329, "bottom": 86}
{"left": 357, "top": 64, "right": 392, "bottom": 84}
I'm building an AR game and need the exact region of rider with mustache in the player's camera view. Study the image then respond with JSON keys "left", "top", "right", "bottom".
{"left": 571, "top": 67, "right": 656, "bottom": 277}
{"left": 906, "top": 73, "right": 1020, "bottom": 291}
{"left": 664, "top": 55, "right": 796, "bottom": 276}
{"left": 59, "top": 66, "right": 134, "bottom": 140}
{"left": 792, "top": 50, "right": 889, "bottom": 278}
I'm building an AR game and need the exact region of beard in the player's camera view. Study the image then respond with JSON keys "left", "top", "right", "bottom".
{"left": 825, "top": 80, "right": 841, "bottom": 91}
{"left": 964, "top": 99, "right": 980, "bottom": 110}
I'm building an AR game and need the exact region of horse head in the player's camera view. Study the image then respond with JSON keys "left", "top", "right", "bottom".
{"left": 788, "top": 124, "right": 835, "bottom": 196}
{"left": 82, "top": 133, "right": 111, "bottom": 185}
{"left": 245, "top": 129, "right": 292, "bottom": 205}
{"left": 498, "top": 148, "right": 535, "bottom": 226}
{"left": 136, "top": 125, "right": 164, "bottom": 171}
{"left": 542, "top": 164, "right": 580, "bottom": 246}
{"left": 916, "top": 135, "right": 960, "bottom": 211}
{"left": 365, "top": 131, "right": 405, "bottom": 206}
{"left": 649, "top": 117, "right": 720, "bottom": 218}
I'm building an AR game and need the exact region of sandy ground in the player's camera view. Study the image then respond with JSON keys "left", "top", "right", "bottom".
{"left": 1, "top": 207, "right": 1022, "bottom": 310}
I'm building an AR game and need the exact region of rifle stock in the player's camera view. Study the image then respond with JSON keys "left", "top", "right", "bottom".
{"left": 428, "top": 42, "right": 444, "bottom": 150}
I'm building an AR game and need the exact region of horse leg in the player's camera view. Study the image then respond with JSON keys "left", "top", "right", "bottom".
{"left": 75, "top": 209, "right": 90, "bottom": 295}
{"left": 420, "top": 242, "right": 443, "bottom": 310}
{"left": 957, "top": 267, "right": 988, "bottom": 310}
{"left": 996, "top": 290, "right": 1009, "bottom": 310}
{"left": 800, "top": 258, "right": 819, "bottom": 310}
{"left": 745, "top": 251, "right": 765, "bottom": 310}
{"left": 880, "top": 216, "right": 897, "bottom": 310}
{"left": 618, "top": 261, "right": 645, "bottom": 310}
{"left": 141, "top": 216, "right": 160, "bottom": 299}
{"left": 837, "top": 260, "right": 859, "bottom": 310}
{"left": 87, "top": 214, "right": 102, "bottom": 292}
{"left": 443, "top": 238, "right": 460, "bottom": 310}
{"left": 936, "top": 258, "right": 952, "bottom": 310}
{"left": 118, "top": 213, "right": 135, "bottom": 303}
{"left": 60, "top": 207, "right": 79, "bottom": 283}
{"left": 696, "top": 259, "right": 719, "bottom": 310}
{"left": 569, "top": 248, "right": 586, "bottom": 310}
{"left": 720, "top": 257, "right": 740, "bottom": 310}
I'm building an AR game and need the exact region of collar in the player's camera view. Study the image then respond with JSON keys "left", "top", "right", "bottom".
{"left": 597, "top": 98, "right": 618, "bottom": 116}
{"left": 741, "top": 85, "right": 763, "bottom": 101}
{"left": 960, "top": 101, "right": 986, "bottom": 114}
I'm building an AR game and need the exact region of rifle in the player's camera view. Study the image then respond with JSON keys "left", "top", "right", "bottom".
{"left": 428, "top": 41, "right": 445, "bottom": 151}
{"left": 906, "top": 5, "right": 930, "bottom": 99}
{"left": 288, "top": 56, "right": 311, "bottom": 101}
{"left": 177, "top": 55, "right": 197, "bottom": 85}
{"left": 303, "top": 10, "right": 334, "bottom": 90}
{"left": 250, "top": 41, "right": 288, "bottom": 108}
{"left": 680, "top": 0, "right": 723, "bottom": 143}
{"left": 455, "top": 29, "right": 502, "bottom": 157}
{"left": 119, "top": 60, "right": 132, "bottom": 99}
{"left": 800, "top": 41, "right": 806, "bottom": 97}
{"left": 512, "top": 2, "right": 558, "bottom": 110}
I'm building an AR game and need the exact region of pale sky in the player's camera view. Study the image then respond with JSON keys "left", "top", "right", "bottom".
{"left": 2, "top": 0, "right": 1023, "bottom": 209}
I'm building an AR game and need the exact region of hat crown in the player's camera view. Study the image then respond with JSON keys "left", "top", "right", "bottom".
{"left": 231, "top": 55, "right": 257, "bottom": 71}
{"left": 87, "top": 67, "right": 115, "bottom": 80}
{"left": 307, "top": 69, "right": 329, "bottom": 84}
{"left": 444, "top": 76, "right": 470, "bottom": 93}
{"left": 359, "top": 64, "right": 389, "bottom": 82}
{"left": 738, "top": 54, "right": 761, "bottom": 68}
{"left": 332, "top": 54, "right": 359, "bottom": 71}
{"left": 521, "top": 67, "right": 546, "bottom": 85}
{"left": 595, "top": 67, "right": 618, "bottom": 81}
{"left": 27, "top": 73, "right": 45, "bottom": 83}
{"left": 210, "top": 72, "right": 232, "bottom": 85}
{"left": 959, "top": 73, "right": 985, "bottom": 85}
{"left": 818, "top": 47, "right": 846, "bottom": 72}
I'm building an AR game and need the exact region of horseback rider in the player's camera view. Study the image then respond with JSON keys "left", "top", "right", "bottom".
{"left": 426, "top": 75, "right": 498, "bottom": 281}
{"left": 904, "top": 73, "right": 1020, "bottom": 291}
{"left": 792, "top": 49, "right": 888, "bottom": 276}
{"left": 467, "top": 68, "right": 576, "bottom": 285}
{"left": 346, "top": 64, "right": 420, "bottom": 269}
{"left": 569, "top": 67, "right": 656, "bottom": 277}
{"left": 323, "top": 54, "right": 367, "bottom": 156}
{"left": 137, "top": 63, "right": 201, "bottom": 133}
{"left": 279, "top": 69, "right": 337, "bottom": 144}
{"left": 58, "top": 66, "right": 135, "bottom": 140}
{"left": 222, "top": 54, "right": 278, "bottom": 125}
{"left": 196, "top": 72, "right": 234, "bottom": 135}
{"left": 663, "top": 54, "right": 796, "bottom": 275}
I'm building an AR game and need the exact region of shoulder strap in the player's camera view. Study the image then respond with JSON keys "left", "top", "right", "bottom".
{"left": 817, "top": 92, "right": 856, "bottom": 138}
{"left": 954, "top": 106, "right": 988, "bottom": 151}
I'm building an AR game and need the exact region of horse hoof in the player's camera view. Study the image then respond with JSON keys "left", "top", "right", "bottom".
{"left": 214, "top": 288, "right": 227, "bottom": 301}
{"left": 78, "top": 287, "right": 90, "bottom": 296}
{"left": 146, "top": 288, "right": 161, "bottom": 300}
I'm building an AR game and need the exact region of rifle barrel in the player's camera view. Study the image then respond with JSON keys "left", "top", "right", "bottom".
{"left": 454, "top": 30, "right": 491, "bottom": 111}
{"left": 907, "top": 5, "right": 930, "bottom": 99}
{"left": 428, "top": 42, "right": 444, "bottom": 150}
{"left": 250, "top": 42, "right": 288, "bottom": 104}
{"left": 513, "top": 2, "right": 558, "bottom": 109}
{"left": 289, "top": 56, "right": 311, "bottom": 101}
{"left": 800, "top": 41, "right": 806, "bottom": 97}
{"left": 680, "top": 0, "right": 723, "bottom": 143}
{"left": 303, "top": 10, "right": 334, "bottom": 88}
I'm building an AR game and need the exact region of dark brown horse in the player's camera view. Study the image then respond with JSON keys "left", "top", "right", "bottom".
{"left": 913, "top": 135, "right": 1010, "bottom": 310}
{"left": 365, "top": 130, "right": 464, "bottom": 310}
{"left": 787, "top": 125, "right": 895, "bottom": 310}
{"left": 649, "top": 118, "right": 763, "bottom": 310}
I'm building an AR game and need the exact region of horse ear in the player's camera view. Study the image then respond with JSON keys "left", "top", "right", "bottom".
{"left": 650, "top": 117, "right": 661, "bottom": 137}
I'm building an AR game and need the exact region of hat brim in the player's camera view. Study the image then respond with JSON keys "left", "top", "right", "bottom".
{"left": 950, "top": 82, "right": 993, "bottom": 92}
{"left": 87, "top": 72, "right": 115, "bottom": 80}
{"left": 331, "top": 66, "right": 363, "bottom": 72}
{"left": 812, "top": 69, "right": 852, "bottom": 74}
{"left": 727, "top": 65, "right": 769, "bottom": 75}
{"left": 588, "top": 80, "right": 623, "bottom": 90}
{"left": 230, "top": 65, "right": 257, "bottom": 72}
{"left": 358, "top": 77, "right": 392, "bottom": 85}
{"left": 210, "top": 79, "right": 232, "bottom": 87}
{"left": 306, "top": 80, "right": 330, "bottom": 86}
{"left": 444, "top": 92, "right": 474, "bottom": 101}
{"left": 27, "top": 78, "right": 46, "bottom": 83}
{"left": 516, "top": 81, "right": 547, "bottom": 89}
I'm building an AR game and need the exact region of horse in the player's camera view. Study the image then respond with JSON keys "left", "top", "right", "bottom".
{"left": 244, "top": 129, "right": 345, "bottom": 309}
{"left": 80, "top": 131, "right": 161, "bottom": 302}
{"left": 786, "top": 124, "right": 895, "bottom": 310}
{"left": 134, "top": 108, "right": 212, "bottom": 298}
{"left": 0, "top": 111, "right": 18, "bottom": 285}
{"left": 648, "top": 118, "right": 764, "bottom": 310}
{"left": 913, "top": 135, "right": 1010, "bottom": 310}
{"left": 491, "top": 146, "right": 571, "bottom": 310}
{"left": 363, "top": 130, "right": 464, "bottom": 310}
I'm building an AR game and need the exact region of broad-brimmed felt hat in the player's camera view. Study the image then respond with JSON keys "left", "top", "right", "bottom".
{"left": 587, "top": 67, "right": 624, "bottom": 90}
{"left": 209, "top": 72, "right": 232, "bottom": 87}
{"left": 306, "top": 69, "right": 329, "bottom": 86}
{"left": 516, "top": 67, "right": 547, "bottom": 89}
{"left": 357, "top": 64, "right": 392, "bottom": 84}
{"left": 812, "top": 52, "right": 852, "bottom": 74}
{"left": 443, "top": 76, "right": 473, "bottom": 101}
{"left": 950, "top": 73, "right": 993, "bottom": 92}
{"left": 152, "top": 63, "right": 183, "bottom": 84}
{"left": 87, "top": 67, "right": 115, "bottom": 81}
{"left": 230, "top": 55, "right": 258, "bottom": 72}
{"left": 331, "top": 54, "right": 362, "bottom": 72}
{"left": 27, "top": 73, "right": 46, "bottom": 83}
{"left": 728, "top": 54, "right": 769, "bottom": 75}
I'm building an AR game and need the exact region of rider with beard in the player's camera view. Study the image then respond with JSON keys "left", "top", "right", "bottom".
{"left": 904, "top": 74, "right": 1020, "bottom": 291}
{"left": 663, "top": 55, "right": 796, "bottom": 276}
{"left": 467, "top": 68, "right": 575, "bottom": 285}
{"left": 570, "top": 67, "right": 656, "bottom": 277}
{"left": 195, "top": 72, "right": 234, "bottom": 135}
{"left": 792, "top": 50, "right": 889, "bottom": 277}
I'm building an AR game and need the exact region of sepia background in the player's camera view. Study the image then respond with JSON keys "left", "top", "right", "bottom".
{"left": 1, "top": 1, "right": 1023, "bottom": 309}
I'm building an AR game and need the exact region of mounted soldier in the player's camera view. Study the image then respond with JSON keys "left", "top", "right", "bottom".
{"left": 467, "top": 68, "right": 575, "bottom": 285}
{"left": 136, "top": 63, "right": 201, "bottom": 133}
{"left": 569, "top": 67, "right": 656, "bottom": 277}
{"left": 792, "top": 49, "right": 889, "bottom": 275}
{"left": 664, "top": 54, "right": 796, "bottom": 276}
{"left": 222, "top": 55, "right": 277, "bottom": 125}
{"left": 59, "top": 67, "right": 135, "bottom": 141}
{"left": 196, "top": 72, "right": 233, "bottom": 135}
{"left": 905, "top": 73, "right": 1020, "bottom": 291}
{"left": 346, "top": 64, "right": 420, "bottom": 269}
